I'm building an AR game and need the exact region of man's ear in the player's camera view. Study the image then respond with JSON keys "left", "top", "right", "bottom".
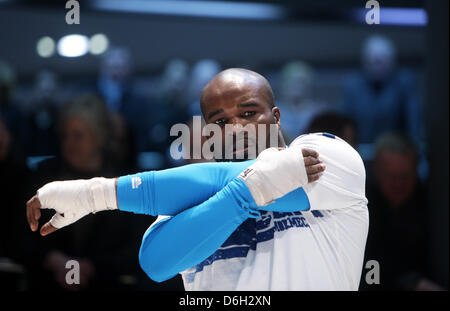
{"left": 272, "top": 107, "right": 281, "bottom": 127}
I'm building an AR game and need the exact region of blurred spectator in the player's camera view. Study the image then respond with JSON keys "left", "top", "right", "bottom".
{"left": 0, "top": 60, "right": 27, "bottom": 145}
{"left": 187, "top": 59, "right": 221, "bottom": 116}
{"left": 0, "top": 117, "right": 29, "bottom": 290}
{"left": 98, "top": 47, "right": 133, "bottom": 112}
{"left": 150, "top": 59, "right": 191, "bottom": 163}
{"left": 277, "top": 61, "right": 330, "bottom": 143}
{"left": 25, "top": 95, "right": 149, "bottom": 290}
{"left": 23, "top": 70, "right": 61, "bottom": 156}
{"left": 362, "top": 132, "right": 445, "bottom": 291}
{"left": 306, "top": 112, "right": 357, "bottom": 147}
{"left": 340, "top": 35, "right": 424, "bottom": 150}
{"left": 159, "top": 58, "right": 190, "bottom": 114}
{"left": 97, "top": 47, "right": 153, "bottom": 153}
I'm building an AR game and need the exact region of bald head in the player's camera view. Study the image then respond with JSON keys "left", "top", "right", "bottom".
{"left": 200, "top": 68, "right": 275, "bottom": 117}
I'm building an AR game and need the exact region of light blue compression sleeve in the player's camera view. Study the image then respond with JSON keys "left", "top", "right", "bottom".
{"left": 116, "top": 160, "right": 310, "bottom": 216}
{"left": 116, "top": 161, "right": 253, "bottom": 216}
{"left": 138, "top": 177, "right": 261, "bottom": 282}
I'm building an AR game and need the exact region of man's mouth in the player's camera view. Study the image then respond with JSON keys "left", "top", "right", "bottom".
{"left": 232, "top": 139, "right": 250, "bottom": 154}
{"left": 221, "top": 134, "right": 258, "bottom": 161}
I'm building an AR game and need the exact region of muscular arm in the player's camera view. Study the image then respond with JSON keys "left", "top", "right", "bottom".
{"left": 27, "top": 160, "right": 254, "bottom": 235}
{"left": 139, "top": 185, "right": 311, "bottom": 282}
{"left": 116, "top": 151, "right": 317, "bottom": 216}
{"left": 138, "top": 177, "right": 262, "bottom": 282}
{"left": 116, "top": 160, "right": 253, "bottom": 216}
{"left": 27, "top": 147, "right": 323, "bottom": 235}
{"left": 137, "top": 148, "right": 315, "bottom": 282}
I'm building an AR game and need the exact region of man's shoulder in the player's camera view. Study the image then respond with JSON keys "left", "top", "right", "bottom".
{"left": 289, "top": 132, "right": 346, "bottom": 148}
{"left": 292, "top": 133, "right": 368, "bottom": 209}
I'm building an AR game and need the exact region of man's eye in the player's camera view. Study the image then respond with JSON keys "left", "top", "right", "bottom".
{"left": 243, "top": 111, "right": 256, "bottom": 117}
{"left": 214, "top": 119, "right": 226, "bottom": 126}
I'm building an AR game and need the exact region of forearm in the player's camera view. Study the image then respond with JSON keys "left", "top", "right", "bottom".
{"left": 116, "top": 160, "right": 254, "bottom": 216}
{"left": 261, "top": 187, "right": 310, "bottom": 212}
{"left": 117, "top": 145, "right": 312, "bottom": 216}
{"left": 32, "top": 145, "right": 311, "bottom": 233}
{"left": 138, "top": 177, "right": 259, "bottom": 282}
{"left": 115, "top": 163, "right": 310, "bottom": 217}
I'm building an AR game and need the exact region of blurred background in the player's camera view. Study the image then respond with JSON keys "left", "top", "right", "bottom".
{"left": 0, "top": 0, "right": 448, "bottom": 291}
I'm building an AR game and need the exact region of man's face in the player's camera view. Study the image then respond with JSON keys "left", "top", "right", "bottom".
{"left": 374, "top": 150, "right": 417, "bottom": 207}
{"left": 201, "top": 77, "right": 280, "bottom": 161}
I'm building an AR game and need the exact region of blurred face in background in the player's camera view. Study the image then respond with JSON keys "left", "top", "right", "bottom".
{"left": 374, "top": 149, "right": 418, "bottom": 207}
{"left": 188, "top": 59, "right": 221, "bottom": 103}
{"left": 283, "top": 74, "right": 311, "bottom": 103}
{"left": 33, "top": 70, "right": 58, "bottom": 103}
{"left": 61, "top": 117, "right": 103, "bottom": 172}
{"left": 161, "top": 59, "right": 189, "bottom": 97}
{"left": 101, "top": 48, "right": 131, "bottom": 82}
{"left": 362, "top": 35, "right": 396, "bottom": 82}
{"left": 280, "top": 62, "right": 314, "bottom": 105}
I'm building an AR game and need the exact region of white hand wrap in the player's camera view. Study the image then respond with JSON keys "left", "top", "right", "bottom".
{"left": 238, "top": 146, "right": 308, "bottom": 206}
{"left": 37, "top": 177, "right": 117, "bottom": 229}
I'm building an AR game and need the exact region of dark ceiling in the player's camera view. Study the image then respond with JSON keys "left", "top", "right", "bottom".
{"left": 0, "top": 0, "right": 428, "bottom": 78}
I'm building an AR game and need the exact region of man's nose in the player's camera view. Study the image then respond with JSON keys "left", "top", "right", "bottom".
{"left": 225, "top": 119, "right": 249, "bottom": 137}
{"left": 229, "top": 116, "right": 251, "bottom": 128}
